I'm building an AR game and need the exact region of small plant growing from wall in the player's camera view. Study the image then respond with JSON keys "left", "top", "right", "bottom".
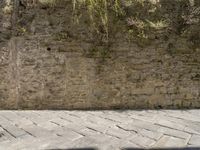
{"left": 72, "top": 0, "right": 124, "bottom": 58}
{"left": 72, "top": 0, "right": 123, "bottom": 40}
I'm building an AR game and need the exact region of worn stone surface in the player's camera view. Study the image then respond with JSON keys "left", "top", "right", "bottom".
{"left": 0, "top": 110, "right": 200, "bottom": 149}
{"left": 0, "top": 0, "right": 200, "bottom": 109}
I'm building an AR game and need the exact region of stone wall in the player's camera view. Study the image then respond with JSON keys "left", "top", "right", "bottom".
{"left": 0, "top": 0, "right": 200, "bottom": 109}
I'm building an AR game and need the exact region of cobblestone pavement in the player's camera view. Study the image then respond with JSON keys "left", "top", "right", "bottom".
{"left": 0, "top": 110, "right": 200, "bottom": 150}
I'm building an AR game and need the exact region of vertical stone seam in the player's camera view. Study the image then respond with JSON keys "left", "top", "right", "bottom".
{"left": 6, "top": 0, "right": 20, "bottom": 109}
{"left": 13, "top": 0, "right": 20, "bottom": 109}
{"left": 9, "top": 38, "right": 19, "bottom": 109}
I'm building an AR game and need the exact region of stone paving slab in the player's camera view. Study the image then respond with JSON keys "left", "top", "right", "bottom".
{"left": 0, "top": 110, "right": 200, "bottom": 150}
